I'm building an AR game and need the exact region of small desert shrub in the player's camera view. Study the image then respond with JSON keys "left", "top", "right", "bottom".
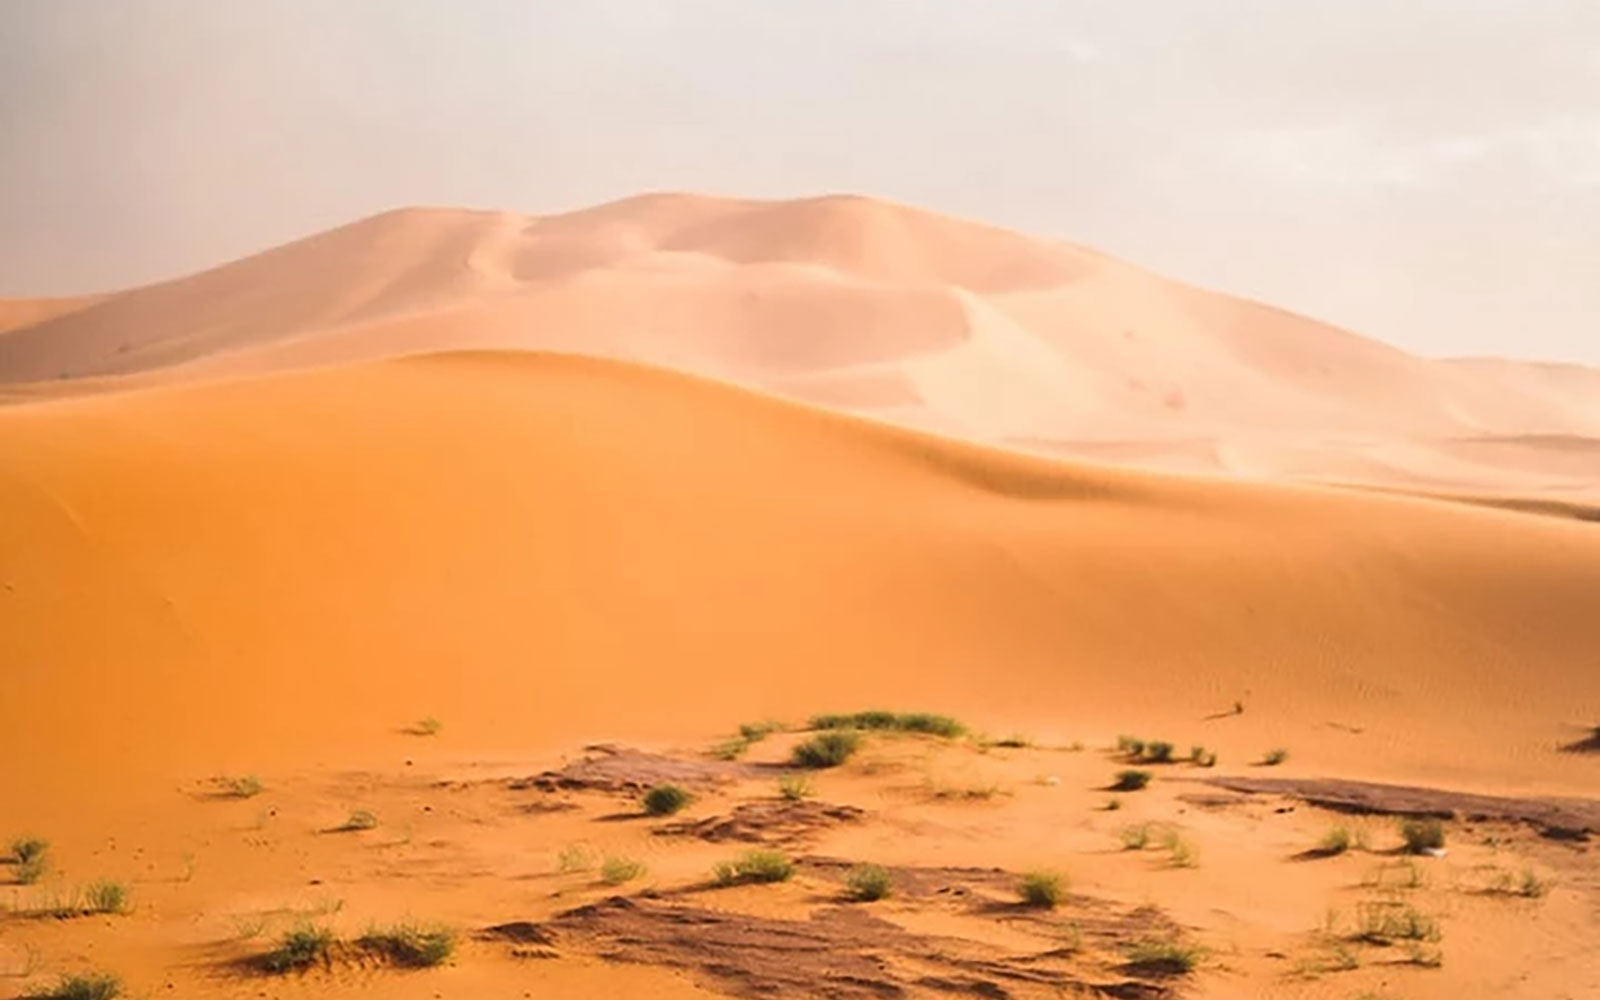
{"left": 599, "top": 855, "right": 647, "bottom": 885}
{"left": 845, "top": 863, "right": 893, "bottom": 901}
{"left": 791, "top": 730, "right": 861, "bottom": 768}
{"left": 43, "top": 973, "right": 121, "bottom": 1000}
{"left": 359, "top": 922, "right": 456, "bottom": 967}
{"left": 1144, "top": 741, "right": 1175, "bottom": 763}
{"left": 1404, "top": 942, "right": 1444, "bottom": 967}
{"left": 11, "top": 837, "right": 48, "bottom": 863}
{"left": 217, "top": 775, "right": 263, "bottom": 798}
{"left": 713, "top": 850, "right": 794, "bottom": 885}
{"left": 1112, "top": 769, "right": 1152, "bottom": 791}
{"left": 990, "top": 734, "right": 1030, "bottom": 748}
{"left": 1017, "top": 870, "right": 1066, "bottom": 908}
{"left": 1121, "top": 824, "right": 1151, "bottom": 850}
{"left": 1167, "top": 837, "right": 1199, "bottom": 868}
{"left": 1190, "top": 745, "right": 1217, "bottom": 767}
{"left": 1103, "top": 797, "right": 1123, "bottom": 811}
{"left": 556, "top": 844, "right": 593, "bottom": 873}
{"left": 777, "top": 774, "right": 813, "bottom": 800}
{"left": 83, "top": 880, "right": 127, "bottom": 914}
{"left": 1489, "top": 867, "right": 1549, "bottom": 898}
{"left": 710, "top": 738, "right": 751, "bottom": 760}
{"left": 339, "top": 810, "right": 378, "bottom": 832}
{"left": 1124, "top": 938, "right": 1202, "bottom": 975}
{"left": 1399, "top": 818, "right": 1445, "bottom": 854}
{"left": 810, "top": 711, "right": 964, "bottom": 738}
{"left": 1318, "top": 826, "right": 1353, "bottom": 856}
{"left": 642, "top": 784, "right": 693, "bottom": 816}
{"left": 413, "top": 716, "right": 443, "bottom": 736}
{"left": 16, "top": 854, "right": 47, "bottom": 885}
{"left": 1354, "top": 901, "right": 1440, "bottom": 943}
{"left": 738, "top": 720, "right": 782, "bottom": 742}
{"left": 263, "top": 923, "right": 334, "bottom": 972}
{"left": 1261, "top": 748, "right": 1289, "bottom": 766}
{"left": 1116, "top": 735, "right": 1146, "bottom": 757}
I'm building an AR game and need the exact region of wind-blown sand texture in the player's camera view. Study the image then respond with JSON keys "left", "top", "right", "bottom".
{"left": 1, "top": 196, "right": 1596, "bottom": 998}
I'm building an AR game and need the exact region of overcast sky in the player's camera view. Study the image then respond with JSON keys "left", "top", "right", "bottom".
{"left": 2, "top": 1, "right": 1597, "bottom": 364}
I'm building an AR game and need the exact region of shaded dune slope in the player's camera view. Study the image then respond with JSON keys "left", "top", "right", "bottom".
{"left": 2, "top": 351, "right": 1596, "bottom": 819}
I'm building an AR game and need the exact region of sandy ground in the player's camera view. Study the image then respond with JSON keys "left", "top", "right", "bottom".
{"left": 0, "top": 196, "right": 1597, "bottom": 998}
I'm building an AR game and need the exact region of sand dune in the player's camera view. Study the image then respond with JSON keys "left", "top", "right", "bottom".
{"left": 4, "top": 350, "right": 1597, "bottom": 826}
{"left": 1, "top": 194, "right": 1596, "bottom": 501}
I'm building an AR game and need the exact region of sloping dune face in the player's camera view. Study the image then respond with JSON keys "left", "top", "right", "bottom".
{"left": 1, "top": 194, "right": 1596, "bottom": 501}
{"left": 2, "top": 352, "right": 1597, "bottom": 821}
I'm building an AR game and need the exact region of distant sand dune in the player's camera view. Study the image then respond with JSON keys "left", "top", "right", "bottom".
{"left": 1, "top": 193, "right": 1595, "bottom": 501}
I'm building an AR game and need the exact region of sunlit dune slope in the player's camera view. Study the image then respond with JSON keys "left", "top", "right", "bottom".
{"left": 1, "top": 193, "right": 1596, "bottom": 500}
{"left": 2, "top": 351, "right": 1596, "bottom": 823}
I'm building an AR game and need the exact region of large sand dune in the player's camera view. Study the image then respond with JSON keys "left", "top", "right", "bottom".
{"left": 2, "top": 194, "right": 1596, "bottom": 501}
{"left": 4, "top": 351, "right": 1597, "bottom": 822}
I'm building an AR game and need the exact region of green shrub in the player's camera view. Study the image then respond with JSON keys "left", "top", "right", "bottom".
{"left": 642, "top": 784, "right": 693, "bottom": 816}
{"left": 1112, "top": 769, "right": 1152, "bottom": 791}
{"left": 1117, "top": 735, "right": 1146, "bottom": 757}
{"left": 1398, "top": 818, "right": 1445, "bottom": 854}
{"left": 413, "top": 717, "right": 443, "bottom": 736}
{"left": 1261, "top": 748, "right": 1289, "bottom": 766}
{"left": 11, "top": 837, "right": 48, "bottom": 864}
{"left": 83, "top": 880, "right": 127, "bottom": 914}
{"left": 1103, "top": 797, "right": 1123, "bottom": 811}
{"left": 600, "top": 856, "right": 646, "bottom": 885}
{"left": 1317, "top": 827, "right": 1353, "bottom": 856}
{"left": 43, "top": 973, "right": 121, "bottom": 1000}
{"left": 809, "top": 711, "right": 964, "bottom": 738}
{"left": 738, "top": 720, "right": 782, "bottom": 742}
{"left": 844, "top": 863, "right": 893, "bottom": 901}
{"left": 359, "top": 922, "right": 456, "bottom": 967}
{"left": 990, "top": 734, "right": 1030, "bottom": 748}
{"left": 710, "top": 737, "right": 751, "bottom": 760}
{"left": 713, "top": 850, "right": 794, "bottom": 885}
{"left": 1017, "top": 870, "right": 1066, "bottom": 908}
{"left": 1123, "top": 938, "right": 1202, "bottom": 974}
{"left": 16, "top": 854, "right": 47, "bottom": 885}
{"left": 263, "top": 923, "right": 334, "bottom": 972}
{"left": 791, "top": 730, "right": 861, "bottom": 768}
{"left": 1144, "top": 741, "right": 1175, "bottom": 763}
{"left": 1190, "top": 746, "right": 1217, "bottom": 767}
{"left": 1355, "top": 901, "right": 1440, "bottom": 943}
{"left": 777, "top": 774, "right": 813, "bottom": 801}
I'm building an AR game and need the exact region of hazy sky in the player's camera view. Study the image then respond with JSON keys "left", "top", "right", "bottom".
{"left": 2, "top": 1, "right": 1597, "bottom": 364}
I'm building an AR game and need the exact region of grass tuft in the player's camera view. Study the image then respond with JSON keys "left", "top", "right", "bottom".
{"left": 599, "top": 856, "right": 647, "bottom": 886}
{"left": 738, "top": 720, "right": 782, "bottom": 742}
{"left": 11, "top": 837, "right": 48, "bottom": 864}
{"left": 810, "top": 711, "right": 964, "bottom": 738}
{"left": 1318, "top": 826, "right": 1353, "bottom": 856}
{"left": 713, "top": 849, "right": 794, "bottom": 886}
{"left": 338, "top": 810, "right": 378, "bottom": 832}
{"left": 82, "top": 880, "right": 128, "bottom": 914}
{"left": 1190, "top": 745, "right": 1218, "bottom": 767}
{"left": 1123, "top": 938, "right": 1202, "bottom": 975}
{"left": 1398, "top": 818, "right": 1445, "bottom": 854}
{"left": 791, "top": 730, "right": 862, "bottom": 768}
{"left": 1112, "top": 769, "right": 1152, "bottom": 791}
{"left": 1121, "top": 824, "right": 1151, "bottom": 850}
{"left": 412, "top": 717, "right": 443, "bottom": 736}
{"left": 844, "top": 863, "right": 893, "bottom": 901}
{"left": 777, "top": 774, "right": 813, "bottom": 801}
{"left": 359, "top": 922, "right": 456, "bottom": 967}
{"left": 642, "top": 784, "right": 693, "bottom": 816}
{"left": 216, "top": 775, "right": 263, "bottom": 798}
{"left": 1017, "top": 869, "right": 1066, "bottom": 908}
{"left": 41, "top": 973, "right": 121, "bottom": 1000}
{"left": 1144, "top": 741, "right": 1175, "bottom": 763}
{"left": 1354, "top": 901, "right": 1440, "bottom": 944}
{"left": 1261, "top": 748, "right": 1289, "bottom": 766}
{"left": 263, "top": 923, "right": 334, "bottom": 973}
{"left": 1116, "top": 735, "right": 1146, "bottom": 757}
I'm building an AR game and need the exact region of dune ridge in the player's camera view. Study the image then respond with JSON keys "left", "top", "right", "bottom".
{"left": 1, "top": 193, "right": 1596, "bottom": 501}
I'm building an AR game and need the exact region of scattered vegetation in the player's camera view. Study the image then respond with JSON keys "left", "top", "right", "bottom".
{"left": 1317, "top": 826, "right": 1354, "bottom": 856}
{"left": 810, "top": 711, "right": 965, "bottom": 739}
{"left": 412, "top": 716, "right": 443, "bottom": 736}
{"left": 10, "top": 837, "right": 48, "bottom": 864}
{"left": 338, "top": 809, "right": 378, "bottom": 832}
{"left": 1399, "top": 818, "right": 1445, "bottom": 854}
{"left": 791, "top": 730, "right": 862, "bottom": 768}
{"left": 263, "top": 923, "right": 334, "bottom": 973}
{"left": 844, "top": 863, "right": 893, "bottom": 901}
{"left": 1487, "top": 867, "right": 1549, "bottom": 898}
{"left": 556, "top": 844, "right": 593, "bottom": 874}
{"left": 39, "top": 973, "right": 121, "bottom": 1000}
{"left": 713, "top": 850, "right": 794, "bottom": 886}
{"left": 359, "top": 922, "right": 457, "bottom": 967}
{"left": 1354, "top": 901, "right": 1441, "bottom": 944}
{"left": 1165, "top": 836, "right": 1200, "bottom": 868}
{"left": 1112, "top": 769, "right": 1152, "bottom": 791}
{"left": 777, "top": 774, "right": 813, "bottom": 801}
{"left": 1260, "top": 748, "right": 1289, "bottom": 766}
{"left": 710, "top": 738, "right": 751, "bottom": 761}
{"left": 215, "top": 775, "right": 263, "bottom": 798}
{"left": 1116, "top": 735, "right": 1146, "bottom": 757}
{"left": 82, "top": 880, "right": 128, "bottom": 915}
{"left": 1190, "top": 745, "right": 1217, "bottom": 767}
{"left": 1016, "top": 869, "right": 1066, "bottom": 908}
{"left": 1123, "top": 938, "right": 1202, "bottom": 975}
{"left": 1364, "top": 859, "right": 1427, "bottom": 891}
{"left": 739, "top": 720, "right": 782, "bottom": 742}
{"left": 15, "top": 854, "right": 47, "bottom": 885}
{"left": 1144, "top": 741, "right": 1175, "bottom": 763}
{"left": 1121, "top": 824, "right": 1152, "bottom": 850}
{"left": 599, "top": 855, "right": 647, "bottom": 885}
{"left": 642, "top": 784, "right": 693, "bottom": 816}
